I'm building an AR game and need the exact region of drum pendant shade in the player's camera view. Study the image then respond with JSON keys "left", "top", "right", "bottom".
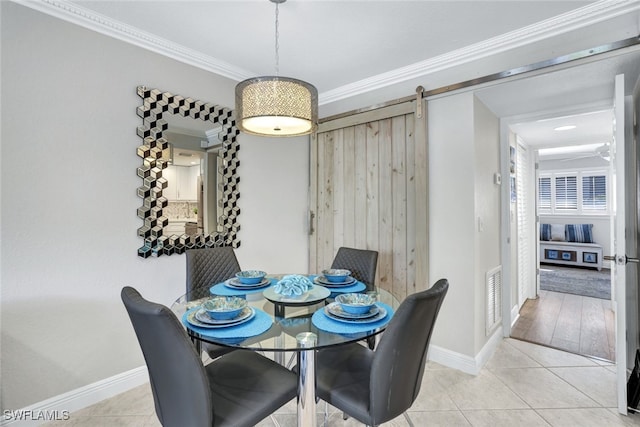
{"left": 235, "top": 76, "right": 318, "bottom": 137}
{"left": 234, "top": 0, "right": 318, "bottom": 137}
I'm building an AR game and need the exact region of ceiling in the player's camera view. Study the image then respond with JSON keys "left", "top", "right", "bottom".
{"left": 43, "top": 1, "right": 640, "bottom": 152}
{"left": 69, "top": 0, "right": 594, "bottom": 94}
{"left": 510, "top": 109, "right": 614, "bottom": 148}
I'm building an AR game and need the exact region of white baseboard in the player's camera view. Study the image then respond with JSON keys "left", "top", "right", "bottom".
{"left": 1, "top": 366, "right": 148, "bottom": 426}
{"left": 428, "top": 328, "right": 503, "bottom": 375}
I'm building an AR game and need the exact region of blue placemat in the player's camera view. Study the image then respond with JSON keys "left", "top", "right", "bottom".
{"left": 182, "top": 307, "right": 274, "bottom": 339}
{"left": 210, "top": 278, "right": 277, "bottom": 296}
{"left": 309, "top": 275, "right": 366, "bottom": 294}
{"left": 311, "top": 303, "right": 393, "bottom": 334}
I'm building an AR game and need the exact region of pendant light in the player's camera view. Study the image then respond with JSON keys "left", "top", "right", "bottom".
{"left": 235, "top": 0, "right": 318, "bottom": 137}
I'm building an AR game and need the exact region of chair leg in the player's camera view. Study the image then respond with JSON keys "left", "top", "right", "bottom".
{"left": 343, "top": 412, "right": 348, "bottom": 420}
{"left": 270, "top": 414, "right": 282, "bottom": 427}
{"left": 403, "top": 411, "right": 415, "bottom": 427}
{"left": 324, "top": 401, "right": 328, "bottom": 426}
{"left": 286, "top": 352, "right": 296, "bottom": 369}
{"left": 367, "top": 336, "right": 376, "bottom": 349}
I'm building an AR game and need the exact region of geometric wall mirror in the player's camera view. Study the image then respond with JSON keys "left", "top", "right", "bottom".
{"left": 135, "top": 86, "right": 240, "bottom": 258}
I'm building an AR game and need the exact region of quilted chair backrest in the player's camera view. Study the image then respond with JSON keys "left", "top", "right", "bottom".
{"left": 330, "top": 247, "right": 378, "bottom": 291}
{"left": 186, "top": 247, "right": 241, "bottom": 299}
{"left": 369, "top": 279, "right": 449, "bottom": 425}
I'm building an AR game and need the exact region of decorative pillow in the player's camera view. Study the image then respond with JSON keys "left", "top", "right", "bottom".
{"left": 565, "top": 224, "right": 594, "bottom": 243}
{"left": 540, "top": 223, "right": 551, "bottom": 241}
{"left": 551, "top": 224, "right": 565, "bottom": 241}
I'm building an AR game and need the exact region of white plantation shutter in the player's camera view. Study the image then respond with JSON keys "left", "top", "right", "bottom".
{"left": 582, "top": 175, "right": 607, "bottom": 210}
{"left": 538, "top": 176, "right": 551, "bottom": 211}
{"left": 516, "top": 143, "right": 531, "bottom": 306}
{"left": 555, "top": 175, "right": 577, "bottom": 210}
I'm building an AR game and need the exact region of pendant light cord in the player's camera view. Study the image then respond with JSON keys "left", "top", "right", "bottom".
{"left": 274, "top": 2, "right": 280, "bottom": 77}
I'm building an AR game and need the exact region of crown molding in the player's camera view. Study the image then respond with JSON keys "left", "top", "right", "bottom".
{"left": 14, "top": 0, "right": 640, "bottom": 105}
{"left": 319, "top": 0, "right": 640, "bottom": 105}
{"left": 14, "top": 0, "right": 256, "bottom": 81}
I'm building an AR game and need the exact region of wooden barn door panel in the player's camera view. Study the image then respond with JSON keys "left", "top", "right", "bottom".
{"left": 310, "top": 101, "right": 428, "bottom": 301}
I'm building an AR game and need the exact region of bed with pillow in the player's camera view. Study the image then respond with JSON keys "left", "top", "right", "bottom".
{"left": 539, "top": 223, "right": 602, "bottom": 270}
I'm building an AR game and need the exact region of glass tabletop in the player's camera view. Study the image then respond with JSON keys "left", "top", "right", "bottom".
{"left": 170, "top": 274, "right": 400, "bottom": 352}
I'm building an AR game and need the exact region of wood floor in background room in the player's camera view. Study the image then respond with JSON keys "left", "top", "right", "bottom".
{"left": 511, "top": 290, "right": 615, "bottom": 361}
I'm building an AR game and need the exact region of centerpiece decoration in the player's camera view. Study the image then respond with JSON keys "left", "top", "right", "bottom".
{"left": 274, "top": 274, "right": 313, "bottom": 296}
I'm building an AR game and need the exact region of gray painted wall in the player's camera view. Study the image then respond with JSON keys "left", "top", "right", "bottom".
{"left": 1, "top": 2, "right": 308, "bottom": 410}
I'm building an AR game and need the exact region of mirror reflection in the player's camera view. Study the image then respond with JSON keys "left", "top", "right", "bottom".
{"left": 163, "top": 116, "right": 222, "bottom": 238}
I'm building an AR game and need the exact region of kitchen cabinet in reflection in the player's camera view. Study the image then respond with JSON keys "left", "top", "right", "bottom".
{"left": 164, "top": 165, "right": 199, "bottom": 201}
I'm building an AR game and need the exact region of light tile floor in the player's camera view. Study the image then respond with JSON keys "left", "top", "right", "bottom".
{"left": 43, "top": 338, "right": 640, "bottom": 426}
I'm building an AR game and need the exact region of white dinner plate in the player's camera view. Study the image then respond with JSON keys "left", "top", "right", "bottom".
{"left": 325, "top": 301, "right": 380, "bottom": 319}
{"left": 323, "top": 304, "right": 387, "bottom": 324}
{"left": 187, "top": 307, "right": 255, "bottom": 329}
{"left": 313, "top": 276, "right": 357, "bottom": 287}
{"left": 224, "top": 277, "right": 271, "bottom": 290}
{"left": 194, "top": 306, "right": 254, "bottom": 325}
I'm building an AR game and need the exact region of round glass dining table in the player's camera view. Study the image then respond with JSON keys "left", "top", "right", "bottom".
{"left": 170, "top": 274, "right": 400, "bottom": 427}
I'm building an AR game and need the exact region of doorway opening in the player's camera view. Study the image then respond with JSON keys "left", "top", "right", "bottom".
{"left": 507, "top": 109, "right": 616, "bottom": 362}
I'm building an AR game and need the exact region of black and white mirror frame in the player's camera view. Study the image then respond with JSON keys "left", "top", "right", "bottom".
{"left": 135, "top": 86, "right": 240, "bottom": 258}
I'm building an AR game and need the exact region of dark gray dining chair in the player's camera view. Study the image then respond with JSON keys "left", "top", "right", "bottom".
{"left": 330, "top": 246, "right": 380, "bottom": 349}
{"left": 186, "top": 247, "right": 241, "bottom": 299}
{"left": 316, "top": 279, "right": 449, "bottom": 427}
{"left": 121, "top": 286, "right": 297, "bottom": 427}
{"left": 186, "top": 247, "right": 241, "bottom": 359}
{"left": 330, "top": 246, "right": 378, "bottom": 291}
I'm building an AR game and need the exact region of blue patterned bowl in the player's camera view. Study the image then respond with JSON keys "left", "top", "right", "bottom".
{"left": 235, "top": 270, "right": 266, "bottom": 285}
{"left": 202, "top": 296, "right": 247, "bottom": 320}
{"left": 322, "top": 268, "right": 351, "bottom": 283}
{"left": 335, "top": 293, "right": 376, "bottom": 315}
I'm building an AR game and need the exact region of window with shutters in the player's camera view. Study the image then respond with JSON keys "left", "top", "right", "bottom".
{"left": 582, "top": 174, "right": 607, "bottom": 211}
{"left": 555, "top": 175, "right": 577, "bottom": 210}
{"left": 538, "top": 177, "right": 551, "bottom": 210}
{"left": 538, "top": 170, "right": 608, "bottom": 215}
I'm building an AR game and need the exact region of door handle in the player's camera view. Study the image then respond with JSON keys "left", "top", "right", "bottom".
{"left": 308, "top": 211, "right": 315, "bottom": 236}
{"left": 604, "top": 255, "right": 640, "bottom": 264}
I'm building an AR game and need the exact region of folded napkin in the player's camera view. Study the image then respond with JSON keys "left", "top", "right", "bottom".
{"left": 274, "top": 274, "right": 313, "bottom": 296}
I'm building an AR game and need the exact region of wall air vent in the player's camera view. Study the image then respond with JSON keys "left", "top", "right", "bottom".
{"left": 486, "top": 265, "right": 503, "bottom": 336}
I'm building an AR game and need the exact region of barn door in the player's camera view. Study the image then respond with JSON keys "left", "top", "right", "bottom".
{"left": 309, "top": 100, "right": 428, "bottom": 301}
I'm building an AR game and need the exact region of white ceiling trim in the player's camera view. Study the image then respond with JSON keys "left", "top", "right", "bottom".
{"left": 14, "top": 0, "right": 256, "bottom": 81}
{"left": 320, "top": 0, "right": 640, "bottom": 105}
{"left": 16, "top": 0, "right": 640, "bottom": 106}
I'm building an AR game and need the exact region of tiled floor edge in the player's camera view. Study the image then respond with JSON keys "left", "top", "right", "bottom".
{"left": 428, "top": 329, "right": 503, "bottom": 375}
